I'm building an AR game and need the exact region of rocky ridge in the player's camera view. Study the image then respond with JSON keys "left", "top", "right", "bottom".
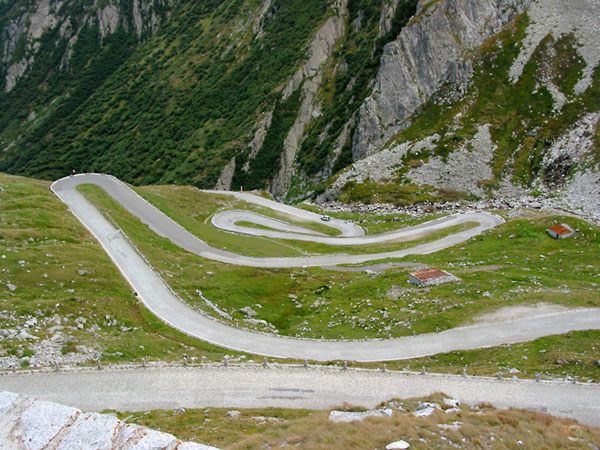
{"left": 0, "top": 390, "right": 219, "bottom": 449}
{"left": 1, "top": 0, "right": 173, "bottom": 91}
{"left": 406, "top": 124, "right": 496, "bottom": 197}
{"left": 508, "top": 0, "right": 600, "bottom": 95}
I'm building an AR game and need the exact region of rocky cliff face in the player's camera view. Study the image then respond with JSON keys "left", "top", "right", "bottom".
{"left": 352, "top": 0, "right": 531, "bottom": 160}
{"left": 325, "top": 0, "right": 600, "bottom": 222}
{"left": 270, "top": 2, "right": 347, "bottom": 198}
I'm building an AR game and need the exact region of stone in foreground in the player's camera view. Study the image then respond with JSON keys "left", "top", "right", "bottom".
{"left": 409, "top": 268, "right": 459, "bottom": 286}
{"left": 386, "top": 440, "right": 410, "bottom": 449}
{"left": 0, "top": 390, "right": 220, "bottom": 450}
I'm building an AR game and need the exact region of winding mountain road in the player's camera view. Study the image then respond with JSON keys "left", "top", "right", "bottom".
{"left": 52, "top": 174, "right": 505, "bottom": 268}
{"left": 210, "top": 209, "right": 485, "bottom": 245}
{"left": 47, "top": 174, "right": 600, "bottom": 362}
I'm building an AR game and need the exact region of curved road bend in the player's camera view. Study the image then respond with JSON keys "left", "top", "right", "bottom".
{"left": 49, "top": 174, "right": 600, "bottom": 361}
{"left": 2, "top": 367, "right": 599, "bottom": 426}
{"left": 210, "top": 209, "right": 497, "bottom": 245}
{"left": 207, "top": 191, "right": 365, "bottom": 238}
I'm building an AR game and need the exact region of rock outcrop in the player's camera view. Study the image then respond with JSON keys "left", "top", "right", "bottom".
{"left": 407, "top": 124, "right": 496, "bottom": 197}
{"left": 322, "top": 0, "right": 600, "bottom": 223}
{"left": 352, "top": 0, "right": 530, "bottom": 160}
{"left": 0, "top": 390, "right": 220, "bottom": 450}
{"left": 508, "top": 0, "right": 600, "bottom": 94}
{"left": 214, "top": 158, "right": 236, "bottom": 190}
{"left": 271, "top": 1, "right": 347, "bottom": 198}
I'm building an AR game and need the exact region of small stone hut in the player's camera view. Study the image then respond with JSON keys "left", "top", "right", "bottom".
{"left": 409, "top": 268, "right": 458, "bottom": 286}
{"left": 547, "top": 223, "right": 574, "bottom": 239}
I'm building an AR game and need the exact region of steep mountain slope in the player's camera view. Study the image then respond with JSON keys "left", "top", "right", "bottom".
{"left": 325, "top": 0, "right": 600, "bottom": 220}
{"left": 0, "top": 0, "right": 599, "bottom": 215}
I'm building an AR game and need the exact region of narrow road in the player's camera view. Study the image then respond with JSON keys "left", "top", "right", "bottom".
{"left": 48, "top": 173, "right": 600, "bottom": 361}
{"left": 2, "top": 366, "right": 599, "bottom": 426}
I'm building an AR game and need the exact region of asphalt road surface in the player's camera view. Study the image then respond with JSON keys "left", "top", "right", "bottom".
{"left": 2, "top": 366, "right": 599, "bottom": 426}
{"left": 210, "top": 209, "right": 497, "bottom": 245}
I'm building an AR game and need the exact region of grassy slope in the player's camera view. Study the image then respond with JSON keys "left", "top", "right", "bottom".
{"left": 114, "top": 393, "right": 600, "bottom": 449}
{"left": 131, "top": 184, "right": 478, "bottom": 257}
{"left": 0, "top": 173, "right": 231, "bottom": 368}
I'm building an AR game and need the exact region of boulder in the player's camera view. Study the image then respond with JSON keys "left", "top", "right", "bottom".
{"left": 386, "top": 440, "right": 410, "bottom": 450}
{"left": 17, "top": 330, "right": 38, "bottom": 340}
{"left": 239, "top": 307, "right": 257, "bottom": 318}
{"left": 413, "top": 402, "right": 441, "bottom": 417}
{"left": 329, "top": 408, "right": 393, "bottom": 423}
{"left": 0, "top": 391, "right": 221, "bottom": 449}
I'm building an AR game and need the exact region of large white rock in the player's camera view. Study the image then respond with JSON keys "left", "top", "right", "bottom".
{"left": 0, "top": 390, "right": 221, "bottom": 450}
{"left": 17, "top": 399, "right": 80, "bottom": 450}
{"left": 412, "top": 402, "right": 441, "bottom": 417}
{"left": 55, "top": 412, "right": 123, "bottom": 450}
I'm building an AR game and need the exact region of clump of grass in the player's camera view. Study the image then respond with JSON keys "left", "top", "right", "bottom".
{"left": 338, "top": 179, "right": 478, "bottom": 206}
{"left": 113, "top": 393, "right": 600, "bottom": 449}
